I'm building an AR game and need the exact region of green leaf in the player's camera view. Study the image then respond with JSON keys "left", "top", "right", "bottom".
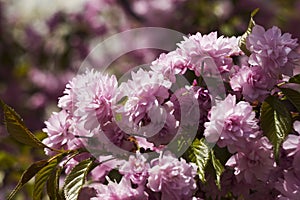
{"left": 8, "top": 151, "right": 75, "bottom": 200}
{"left": 212, "top": 146, "right": 231, "bottom": 166}
{"left": 0, "top": 99, "right": 48, "bottom": 149}
{"left": 107, "top": 169, "right": 122, "bottom": 183}
{"left": 260, "top": 96, "right": 292, "bottom": 160}
{"left": 63, "top": 158, "right": 95, "bottom": 200}
{"left": 188, "top": 138, "right": 211, "bottom": 183}
{"left": 280, "top": 87, "right": 300, "bottom": 112}
{"left": 210, "top": 150, "right": 225, "bottom": 190}
{"left": 238, "top": 8, "right": 259, "bottom": 56}
{"left": 33, "top": 158, "right": 61, "bottom": 200}
{"left": 47, "top": 166, "right": 63, "bottom": 200}
{"left": 115, "top": 113, "right": 123, "bottom": 122}
{"left": 289, "top": 74, "right": 300, "bottom": 84}
{"left": 117, "top": 96, "right": 128, "bottom": 105}
{"left": 7, "top": 160, "right": 49, "bottom": 200}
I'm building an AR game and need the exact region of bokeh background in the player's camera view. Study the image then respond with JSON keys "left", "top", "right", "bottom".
{"left": 1, "top": 0, "right": 300, "bottom": 199}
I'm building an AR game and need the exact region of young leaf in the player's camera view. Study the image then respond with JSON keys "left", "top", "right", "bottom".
{"left": 280, "top": 87, "right": 300, "bottom": 112}
{"left": 117, "top": 96, "right": 128, "bottom": 105}
{"left": 188, "top": 138, "right": 211, "bottom": 183}
{"left": 63, "top": 158, "right": 95, "bottom": 200}
{"left": 47, "top": 166, "right": 63, "bottom": 200}
{"left": 260, "top": 96, "right": 292, "bottom": 160}
{"left": 33, "top": 158, "right": 60, "bottom": 200}
{"left": 210, "top": 150, "right": 225, "bottom": 190}
{"left": 238, "top": 8, "right": 259, "bottom": 56}
{"left": 0, "top": 99, "right": 48, "bottom": 149}
{"left": 7, "top": 160, "right": 49, "bottom": 200}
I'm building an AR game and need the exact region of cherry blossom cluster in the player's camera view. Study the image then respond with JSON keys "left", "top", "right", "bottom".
{"left": 43, "top": 24, "right": 300, "bottom": 199}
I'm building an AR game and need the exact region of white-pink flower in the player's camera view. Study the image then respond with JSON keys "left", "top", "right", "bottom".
{"left": 226, "top": 137, "right": 276, "bottom": 184}
{"left": 282, "top": 121, "right": 300, "bottom": 157}
{"left": 230, "top": 65, "right": 277, "bottom": 102}
{"left": 74, "top": 70, "right": 118, "bottom": 129}
{"left": 42, "top": 110, "right": 81, "bottom": 155}
{"left": 247, "top": 25, "right": 299, "bottom": 77}
{"left": 92, "top": 177, "right": 148, "bottom": 200}
{"left": 58, "top": 69, "right": 117, "bottom": 129}
{"left": 282, "top": 121, "right": 300, "bottom": 172}
{"left": 204, "top": 94, "right": 260, "bottom": 153}
{"left": 177, "top": 32, "right": 241, "bottom": 77}
{"left": 151, "top": 51, "right": 190, "bottom": 82}
{"left": 115, "top": 69, "right": 171, "bottom": 128}
{"left": 275, "top": 169, "right": 300, "bottom": 200}
{"left": 119, "top": 152, "right": 150, "bottom": 185}
{"left": 147, "top": 152, "right": 197, "bottom": 200}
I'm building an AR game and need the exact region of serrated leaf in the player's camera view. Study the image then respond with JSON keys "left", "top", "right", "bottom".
{"left": 33, "top": 158, "right": 61, "bottom": 200}
{"left": 210, "top": 150, "right": 225, "bottom": 190}
{"left": 0, "top": 99, "right": 48, "bottom": 149}
{"left": 7, "top": 160, "right": 49, "bottom": 200}
{"left": 188, "top": 138, "right": 211, "bottom": 183}
{"left": 289, "top": 74, "right": 300, "bottom": 84}
{"left": 238, "top": 8, "right": 259, "bottom": 56}
{"left": 280, "top": 87, "right": 300, "bottom": 112}
{"left": 260, "top": 96, "right": 292, "bottom": 160}
{"left": 8, "top": 151, "right": 75, "bottom": 200}
{"left": 47, "top": 166, "right": 63, "bottom": 200}
{"left": 63, "top": 158, "right": 95, "bottom": 200}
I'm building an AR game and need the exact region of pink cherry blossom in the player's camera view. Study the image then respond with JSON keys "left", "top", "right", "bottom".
{"left": 204, "top": 94, "right": 260, "bottom": 153}
{"left": 230, "top": 65, "right": 277, "bottom": 102}
{"left": 246, "top": 25, "right": 299, "bottom": 77}
{"left": 147, "top": 152, "right": 197, "bottom": 200}
{"left": 282, "top": 121, "right": 300, "bottom": 171}
{"left": 42, "top": 110, "right": 81, "bottom": 155}
{"left": 275, "top": 169, "right": 300, "bottom": 200}
{"left": 92, "top": 177, "right": 148, "bottom": 200}
{"left": 177, "top": 32, "right": 242, "bottom": 77}
{"left": 119, "top": 152, "right": 150, "bottom": 185}
{"left": 226, "top": 137, "right": 276, "bottom": 184}
{"left": 116, "top": 69, "right": 171, "bottom": 125}
{"left": 151, "top": 50, "right": 190, "bottom": 82}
